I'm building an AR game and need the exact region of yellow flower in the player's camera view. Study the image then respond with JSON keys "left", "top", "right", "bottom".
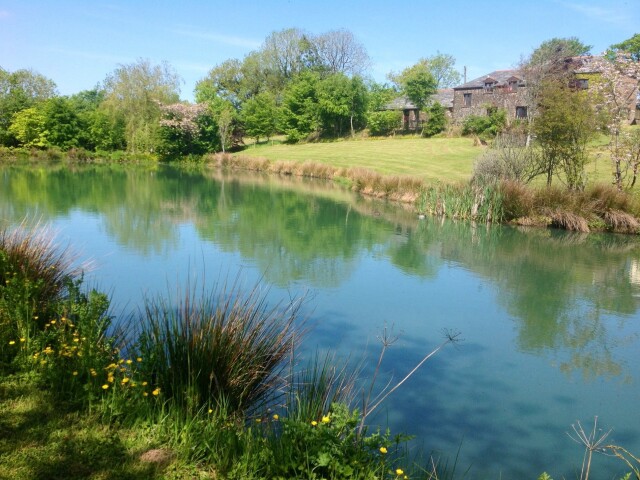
{"left": 322, "top": 415, "right": 330, "bottom": 424}
{"left": 272, "top": 414, "right": 279, "bottom": 421}
{"left": 102, "top": 384, "right": 109, "bottom": 390}
{"left": 255, "top": 418, "right": 262, "bottom": 423}
{"left": 50, "top": 320, "right": 56, "bottom": 325}
{"left": 19, "top": 338, "right": 25, "bottom": 342}
{"left": 395, "top": 468, "right": 404, "bottom": 476}
{"left": 142, "top": 381, "right": 148, "bottom": 386}
{"left": 108, "top": 375, "right": 115, "bottom": 383}
{"left": 121, "top": 377, "right": 130, "bottom": 384}
{"left": 118, "top": 359, "right": 124, "bottom": 364}
{"left": 8, "top": 340, "right": 15, "bottom": 345}
{"left": 208, "top": 408, "right": 213, "bottom": 414}
{"left": 72, "top": 371, "right": 78, "bottom": 376}
{"left": 125, "top": 359, "right": 133, "bottom": 365}
{"left": 136, "top": 357, "right": 142, "bottom": 362}
{"left": 143, "top": 392, "right": 148, "bottom": 397}
{"left": 311, "top": 420, "right": 318, "bottom": 426}
{"left": 152, "top": 388, "right": 160, "bottom": 396}
{"left": 379, "top": 447, "right": 387, "bottom": 454}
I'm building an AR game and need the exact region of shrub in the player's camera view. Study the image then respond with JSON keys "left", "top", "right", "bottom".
{"left": 462, "top": 108, "right": 507, "bottom": 138}
{"left": 367, "top": 111, "right": 402, "bottom": 136}
{"left": 423, "top": 102, "right": 447, "bottom": 137}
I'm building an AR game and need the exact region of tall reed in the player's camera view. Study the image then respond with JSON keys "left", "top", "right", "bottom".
{"left": 134, "top": 281, "right": 304, "bottom": 414}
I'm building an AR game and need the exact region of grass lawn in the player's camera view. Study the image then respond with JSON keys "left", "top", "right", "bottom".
{"left": 237, "top": 133, "right": 628, "bottom": 187}
{"left": 237, "top": 136, "right": 484, "bottom": 183}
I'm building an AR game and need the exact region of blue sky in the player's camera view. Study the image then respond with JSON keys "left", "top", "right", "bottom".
{"left": 1, "top": 0, "right": 638, "bottom": 101}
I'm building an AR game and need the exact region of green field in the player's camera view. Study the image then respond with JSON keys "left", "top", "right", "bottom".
{"left": 237, "top": 135, "right": 621, "bottom": 186}
{"left": 238, "top": 136, "right": 483, "bottom": 183}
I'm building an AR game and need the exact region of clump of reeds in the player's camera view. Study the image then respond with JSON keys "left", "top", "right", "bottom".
{"left": 0, "top": 222, "right": 80, "bottom": 364}
{"left": 134, "top": 281, "right": 304, "bottom": 415}
{"left": 416, "top": 183, "right": 504, "bottom": 223}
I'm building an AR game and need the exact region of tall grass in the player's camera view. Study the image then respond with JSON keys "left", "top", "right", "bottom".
{"left": 416, "top": 183, "right": 504, "bottom": 223}
{"left": 134, "top": 281, "right": 304, "bottom": 415}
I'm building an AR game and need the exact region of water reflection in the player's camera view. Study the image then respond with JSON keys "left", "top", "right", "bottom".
{"left": 1, "top": 163, "right": 639, "bottom": 477}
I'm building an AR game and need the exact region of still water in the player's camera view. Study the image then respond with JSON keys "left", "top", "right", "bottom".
{"left": 1, "top": 164, "right": 639, "bottom": 478}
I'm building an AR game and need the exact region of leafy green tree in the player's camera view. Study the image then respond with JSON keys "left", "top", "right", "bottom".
{"left": 0, "top": 67, "right": 57, "bottom": 145}
{"left": 528, "top": 37, "right": 591, "bottom": 66}
{"left": 242, "top": 92, "right": 278, "bottom": 143}
{"left": 533, "top": 79, "right": 597, "bottom": 189}
{"left": 8, "top": 106, "right": 47, "bottom": 147}
{"left": 366, "top": 81, "right": 397, "bottom": 112}
{"left": 313, "top": 29, "right": 370, "bottom": 76}
{"left": 423, "top": 102, "right": 447, "bottom": 137}
{"left": 41, "top": 97, "right": 85, "bottom": 150}
{"left": 609, "top": 33, "right": 640, "bottom": 62}
{"left": 389, "top": 61, "right": 437, "bottom": 120}
{"left": 424, "top": 52, "right": 461, "bottom": 88}
{"left": 280, "top": 71, "right": 321, "bottom": 142}
{"left": 101, "top": 59, "right": 181, "bottom": 153}
{"left": 317, "top": 73, "right": 367, "bottom": 137}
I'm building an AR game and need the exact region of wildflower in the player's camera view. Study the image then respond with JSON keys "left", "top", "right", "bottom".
{"left": 50, "top": 320, "right": 56, "bottom": 325}
{"left": 125, "top": 359, "right": 132, "bottom": 365}
{"left": 208, "top": 408, "right": 213, "bottom": 414}
{"left": 136, "top": 357, "right": 142, "bottom": 362}
{"left": 142, "top": 381, "right": 148, "bottom": 386}
{"left": 311, "top": 420, "right": 318, "bottom": 426}
{"left": 272, "top": 414, "right": 279, "bottom": 421}
{"left": 256, "top": 418, "right": 262, "bottom": 423}
{"left": 379, "top": 447, "right": 387, "bottom": 454}
{"left": 118, "top": 359, "right": 124, "bottom": 364}
{"left": 34, "top": 316, "right": 38, "bottom": 320}
{"left": 143, "top": 392, "right": 148, "bottom": 397}
{"left": 121, "top": 377, "right": 130, "bottom": 384}
{"left": 395, "top": 468, "right": 404, "bottom": 476}
{"left": 107, "top": 375, "right": 115, "bottom": 383}
{"left": 102, "top": 384, "right": 109, "bottom": 390}
{"left": 152, "top": 387, "right": 160, "bottom": 396}
{"left": 322, "top": 415, "right": 330, "bottom": 424}
{"left": 19, "top": 338, "right": 25, "bottom": 342}
{"left": 90, "top": 369, "right": 97, "bottom": 377}
{"left": 72, "top": 371, "right": 78, "bottom": 376}
{"left": 8, "top": 340, "right": 15, "bottom": 345}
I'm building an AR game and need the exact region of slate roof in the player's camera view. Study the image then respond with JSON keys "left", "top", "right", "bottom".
{"left": 453, "top": 69, "right": 524, "bottom": 90}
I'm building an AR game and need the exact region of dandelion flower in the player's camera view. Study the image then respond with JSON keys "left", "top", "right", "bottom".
{"left": 102, "top": 384, "right": 109, "bottom": 390}
{"left": 208, "top": 408, "right": 213, "bottom": 414}
{"left": 322, "top": 415, "right": 330, "bottom": 424}
{"left": 50, "top": 320, "right": 56, "bottom": 325}
{"left": 395, "top": 468, "right": 404, "bottom": 476}
{"left": 142, "top": 381, "right": 148, "bottom": 386}
{"left": 72, "top": 371, "right": 78, "bottom": 376}
{"left": 152, "top": 388, "right": 160, "bottom": 396}
{"left": 272, "top": 414, "right": 279, "bottom": 421}
{"left": 379, "top": 447, "right": 387, "bottom": 454}
{"left": 126, "top": 359, "right": 133, "bottom": 365}
{"left": 121, "top": 377, "right": 130, "bottom": 384}
{"left": 8, "top": 340, "right": 15, "bottom": 345}
{"left": 136, "top": 357, "right": 142, "bottom": 362}
{"left": 143, "top": 392, "right": 148, "bottom": 397}
{"left": 256, "top": 418, "right": 262, "bottom": 423}
{"left": 19, "top": 338, "right": 25, "bottom": 342}
{"left": 311, "top": 420, "right": 318, "bottom": 426}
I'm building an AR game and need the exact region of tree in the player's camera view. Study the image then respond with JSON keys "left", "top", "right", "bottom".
{"left": 528, "top": 37, "right": 592, "bottom": 66}
{"left": 390, "top": 61, "right": 437, "bottom": 119}
{"left": 101, "top": 59, "right": 181, "bottom": 153}
{"left": 242, "top": 92, "right": 278, "bottom": 143}
{"left": 194, "top": 59, "right": 245, "bottom": 108}
{"left": 609, "top": 33, "right": 640, "bottom": 62}
{"left": 313, "top": 29, "right": 370, "bottom": 77}
{"left": 367, "top": 111, "right": 401, "bottom": 136}
{"left": 423, "top": 102, "right": 447, "bottom": 137}
{"left": 8, "top": 106, "right": 47, "bottom": 147}
{"left": 533, "top": 78, "right": 597, "bottom": 189}
{"left": 0, "top": 68, "right": 57, "bottom": 145}
{"left": 317, "top": 73, "right": 368, "bottom": 137}
{"left": 424, "top": 52, "right": 461, "bottom": 88}
{"left": 261, "top": 28, "right": 314, "bottom": 89}
{"left": 157, "top": 103, "right": 219, "bottom": 160}
{"left": 280, "top": 71, "right": 321, "bottom": 142}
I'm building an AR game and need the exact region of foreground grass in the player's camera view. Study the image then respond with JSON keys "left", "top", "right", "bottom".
{"left": 0, "top": 372, "right": 197, "bottom": 480}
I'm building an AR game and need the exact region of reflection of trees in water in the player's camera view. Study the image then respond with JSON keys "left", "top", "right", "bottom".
{"left": 3, "top": 164, "right": 640, "bottom": 379}
{"left": 429, "top": 221, "right": 640, "bottom": 380}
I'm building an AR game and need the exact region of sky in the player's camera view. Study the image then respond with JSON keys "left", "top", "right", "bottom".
{"left": 1, "top": 0, "right": 638, "bottom": 102}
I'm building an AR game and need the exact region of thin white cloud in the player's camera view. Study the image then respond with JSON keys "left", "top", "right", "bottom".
{"left": 562, "top": 2, "right": 630, "bottom": 27}
{"left": 171, "top": 27, "right": 261, "bottom": 49}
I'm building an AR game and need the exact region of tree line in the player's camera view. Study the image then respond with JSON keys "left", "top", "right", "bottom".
{"left": 0, "top": 28, "right": 462, "bottom": 160}
{"left": 1, "top": 29, "right": 638, "bottom": 173}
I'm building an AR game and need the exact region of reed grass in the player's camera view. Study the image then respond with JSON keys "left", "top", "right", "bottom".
{"left": 134, "top": 280, "right": 304, "bottom": 415}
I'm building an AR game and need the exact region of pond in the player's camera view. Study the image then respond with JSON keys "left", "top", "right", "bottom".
{"left": 1, "top": 164, "right": 639, "bottom": 479}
